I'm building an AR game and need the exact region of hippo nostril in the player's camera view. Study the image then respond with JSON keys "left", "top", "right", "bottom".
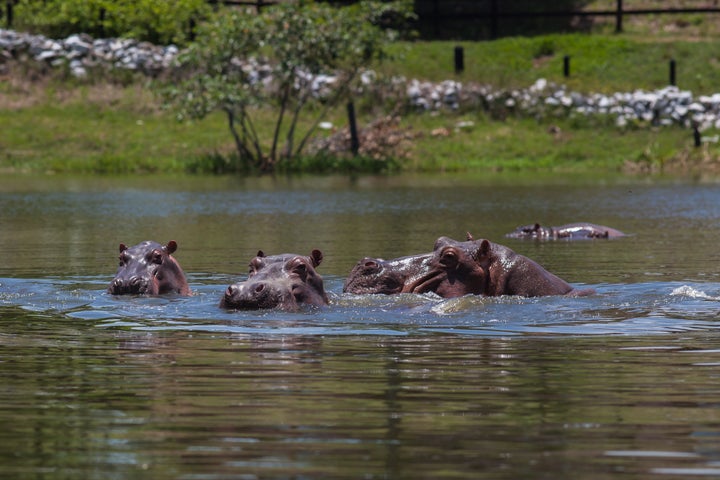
{"left": 226, "top": 285, "right": 237, "bottom": 297}
{"left": 110, "top": 278, "right": 124, "bottom": 293}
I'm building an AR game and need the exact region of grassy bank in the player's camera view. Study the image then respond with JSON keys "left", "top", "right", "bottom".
{"left": 2, "top": 31, "right": 720, "bottom": 175}
{"left": 385, "top": 35, "right": 720, "bottom": 94}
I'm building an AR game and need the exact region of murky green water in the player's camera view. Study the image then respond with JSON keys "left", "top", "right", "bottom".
{"left": 2, "top": 173, "right": 720, "bottom": 479}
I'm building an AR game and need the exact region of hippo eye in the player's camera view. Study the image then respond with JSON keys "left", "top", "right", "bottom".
{"left": 254, "top": 284, "right": 265, "bottom": 293}
{"left": 150, "top": 250, "right": 163, "bottom": 264}
{"left": 440, "top": 249, "right": 459, "bottom": 267}
{"left": 363, "top": 260, "right": 379, "bottom": 271}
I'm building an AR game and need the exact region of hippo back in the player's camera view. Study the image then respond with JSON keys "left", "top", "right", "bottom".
{"left": 343, "top": 253, "right": 433, "bottom": 295}
{"left": 506, "top": 222, "right": 626, "bottom": 240}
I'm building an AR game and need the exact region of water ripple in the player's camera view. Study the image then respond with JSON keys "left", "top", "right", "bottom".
{"left": 2, "top": 277, "right": 720, "bottom": 337}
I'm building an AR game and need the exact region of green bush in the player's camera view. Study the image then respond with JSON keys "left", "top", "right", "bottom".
{"left": 13, "top": 0, "right": 210, "bottom": 45}
{"left": 158, "top": 0, "right": 414, "bottom": 173}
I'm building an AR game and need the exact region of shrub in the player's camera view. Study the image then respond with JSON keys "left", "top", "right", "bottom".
{"left": 13, "top": 0, "right": 210, "bottom": 45}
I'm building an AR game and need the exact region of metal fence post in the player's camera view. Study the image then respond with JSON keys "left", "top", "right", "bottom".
{"left": 454, "top": 46, "right": 464, "bottom": 75}
{"left": 490, "top": 0, "right": 498, "bottom": 40}
{"left": 347, "top": 102, "right": 360, "bottom": 156}
{"left": 5, "top": 0, "right": 14, "bottom": 28}
{"left": 669, "top": 59, "right": 676, "bottom": 86}
{"left": 615, "top": 0, "right": 623, "bottom": 33}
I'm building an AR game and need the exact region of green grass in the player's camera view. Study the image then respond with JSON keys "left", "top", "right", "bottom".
{"left": 406, "top": 113, "right": 694, "bottom": 173}
{"left": 0, "top": 86, "right": 231, "bottom": 173}
{"left": 384, "top": 34, "right": 720, "bottom": 94}
{"left": 3, "top": 31, "right": 720, "bottom": 175}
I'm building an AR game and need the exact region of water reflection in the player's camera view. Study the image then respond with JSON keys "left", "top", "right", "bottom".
{"left": 2, "top": 313, "right": 720, "bottom": 479}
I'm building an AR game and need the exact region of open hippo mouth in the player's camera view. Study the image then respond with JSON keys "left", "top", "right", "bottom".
{"left": 400, "top": 244, "right": 482, "bottom": 296}
{"left": 401, "top": 270, "right": 447, "bottom": 295}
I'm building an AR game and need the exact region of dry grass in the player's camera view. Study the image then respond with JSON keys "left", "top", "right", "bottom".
{"left": 0, "top": 59, "right": 158, "bottom": 113}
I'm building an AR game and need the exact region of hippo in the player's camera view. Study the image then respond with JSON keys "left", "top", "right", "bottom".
{"left": 343, "top": 253, "right": 433, "bottom": 295}
{"left": 344, "top": 234, "right": 593, "bottom": 298}
{"left": 506, "top": 222, "right": 626, "bottom": 240}
{"left": 405, "top": 235, "right": 594, "bottom": 298}
{"left": 220, "top": 250, "right": 328, "bottom": 310}
{"left": 108, "top": 240, "right": 190, "bottom": 296}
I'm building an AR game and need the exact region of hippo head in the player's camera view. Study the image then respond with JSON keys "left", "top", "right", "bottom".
{"left": 505, "top": 223, "right": 550, "bottom": 239}
{"left": 343, "top": 253, "right": 433, "bottom": 295}
{"left": 402, "top": 236, "right": 490, "bottom": 298}
{"left": 108, "top": 240, "right": 190, "bottom": 295}
{"left": 220, "top": 250, "right": 328, "bottom": 310}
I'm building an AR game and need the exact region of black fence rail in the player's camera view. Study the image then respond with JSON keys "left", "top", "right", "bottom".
{"left": 206, "top": 0, "right": 279, "bottom": 10}
{"left": 417, "top": 0, "right": 720, "bottom": 40}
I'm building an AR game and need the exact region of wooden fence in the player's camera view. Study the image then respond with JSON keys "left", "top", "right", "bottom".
{"left": 417, "top": 0, "right": 720, "bottom": 40}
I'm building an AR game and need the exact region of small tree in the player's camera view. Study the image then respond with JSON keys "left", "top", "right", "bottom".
{"left": 157, "top": 0, "right": 412, "bottom": 172}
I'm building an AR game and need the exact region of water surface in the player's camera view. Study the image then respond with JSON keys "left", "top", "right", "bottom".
{"left": 1, "top": 173, "right": 720, "bottom": 479}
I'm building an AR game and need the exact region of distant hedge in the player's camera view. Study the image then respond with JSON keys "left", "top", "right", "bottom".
{"left": 11, "top": 0, "right": 211, "bottom": 45}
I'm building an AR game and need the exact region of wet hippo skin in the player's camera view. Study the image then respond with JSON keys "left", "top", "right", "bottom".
{"left": 345, "top": 235, "right": 593, "bottom": 298}
{"left": 406, "top": 236, "right": 594, "bottom": 298}
{"left": 343, "top": 253, "right": 433, "bottom": 295}
{"left": 221, "top": 250, "right": 328, "bottom": 310}
{"left": 506, "top": 222, "right": 626, "bottom": 240}
{"left": 108, "top": 240, "right": 190, "bottom": 296}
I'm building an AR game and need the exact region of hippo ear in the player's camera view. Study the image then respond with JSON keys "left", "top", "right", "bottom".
{"left": 165, "top": 241, "right": 178, "bottom": 254}
{"left": 310, "top": 249, "right": 323, "bottom": 267}
{"left": 257, "top": 250, "right": 266, "bottom": 258}
{"left": 476, "top": 239, "right": 491, "bottom": 260}
{"left": 119, "top": 243, "right": 128, "bottom": 253}
{"left": 533, "top": 223, "right": 541, "bottom": 231}
{"left": 466, "top": 232, "right": 474, "bottom": 241}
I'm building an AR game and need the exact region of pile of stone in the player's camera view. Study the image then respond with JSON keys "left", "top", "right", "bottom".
{"left": 407, "top": 77, "right": 720, "bottom": 131}
{"left": 0, "top": 28, "right": 178, "bottom": 77}
{"left": 3, "top": 27, "right": 720, "bottom": 131}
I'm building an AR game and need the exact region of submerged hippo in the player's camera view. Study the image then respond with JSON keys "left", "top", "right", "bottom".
{"left": 108, "top": 240, "right": 190, "bottom": 296}
{"left": 506, "top": 222, "right": 626, "bottom": 240}
{"left": 220, "top": 250, "right": 328, "bottom": 310}
{"left": 406, "top": 236, "right": 594, "bottom": 298}
{"left": 343, "top": 253, "right": 433, "bottom": 295}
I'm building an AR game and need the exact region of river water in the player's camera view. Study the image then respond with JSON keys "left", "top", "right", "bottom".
{"left": 1, "top": 173, "right": 720, "bottom": 479}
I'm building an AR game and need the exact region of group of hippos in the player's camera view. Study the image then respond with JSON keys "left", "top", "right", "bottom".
{"left": 108, "top": 222, "right": 626, "bottom": 311}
